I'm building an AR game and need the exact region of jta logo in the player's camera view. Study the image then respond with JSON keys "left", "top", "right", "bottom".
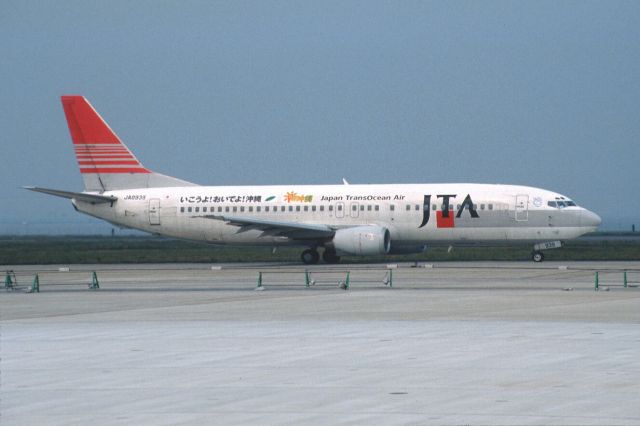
{"left": 418, "top": 194, "right": 479, "bottom": 228}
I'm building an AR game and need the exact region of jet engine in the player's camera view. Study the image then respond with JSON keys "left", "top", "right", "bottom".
{"left": 332, "top": 225, "right": 391, "bottom": 256}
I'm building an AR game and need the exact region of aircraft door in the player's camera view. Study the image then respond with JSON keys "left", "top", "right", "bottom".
{"left": 336, "top": 202, "right": 345, "bottom": 218}
{"left": 149, "top": 198, "right": 161, "bottom": 225}
{"left": 350, "top": 202, "right": 359, "bottom": 218}
{"left": 515, "top": 195, "right": 528, "bottom": 221}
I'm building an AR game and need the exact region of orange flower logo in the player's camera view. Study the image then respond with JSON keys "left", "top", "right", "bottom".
{"left": 284, "top": 192, "right": 313, "bottom": 203}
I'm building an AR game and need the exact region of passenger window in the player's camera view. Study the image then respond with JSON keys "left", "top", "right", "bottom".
{"left": 321, "top": 206, "right": 325, "bottom": 211}
{"left": 360, "top": 205, "right": 365, "bottom": 211}
{"left": 406, "top": 205, "right": 411, "bottom": 211}
{"left": 415, "top": 205, "right": 419, "bottom": 211}
{"left": 480, "top": 204, "right": 485, "bottom": 210}
{"left": 390, "top": 205, "right": 395, "bottom": 211}
{"left": 353, "top": 205, "right": 358, "bottom": 211}
{"left": 256, "top": 206, "right": 261, "bottom": 212}
{"left": 312, "top": 206, "right": 316, "bottom": 212}
{"left": 225, "top": 206, "right": 230, "bottom": 212}
{"left": 195, "top": 207, "right": 199, "bottom": 212}
{"left": 375, "top": 205, "right": 379, "bottom": 211}
{"left": 337, "top": 205, "right": 342, "bottom": 211}
{"left": 456, "top": 204, "right": 460, "bottom": 210}
{"left": 488, "top": 204, "right": 493, "bottom": 210}
{"left": 233, "top": 206, "right": 237, "bottom": 212}
{"left": 304, "top": 206, "right": 309, "bottom": 211}
{"left": 203, "top": 207, "right": 207, "bottom": 212}
{"left": 367, "top": 205, "right": 372, "bottom": 211}
{"left": 288, "top": 206, "right": 293, "bottom": 212}
{"left": 296, "top": 206, "right": 300, "bottom": 212}
{"left": 187, "top": 207, "right": 192, "bottom": 213}
{"left": 240, "top": 206, "right": 245, "bottom": 212}
{"left": 248, "top": 206, "right": 253, "bottom": 212}
{"left": 180, "top": 207, "right": 185, "bottom": 213}
{"left": 281, "top": 206, "right": 285, "bottom": 212}
{"left": 432, "top": 204, "right": 437, "bottom": 211}
{"left": 218, "top": 206, "right": 222, "bottom": 212}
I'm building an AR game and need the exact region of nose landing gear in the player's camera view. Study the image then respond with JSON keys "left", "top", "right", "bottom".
{"left": 532, "top": 251, "right": 544, "bottom": 262}
{"left": 531, "top": 240, "right": 562, "bottom": 262}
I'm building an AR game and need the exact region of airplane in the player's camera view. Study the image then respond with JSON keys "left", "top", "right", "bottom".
{"left": 26, "top": 96, "right": 601, "bottom": 264}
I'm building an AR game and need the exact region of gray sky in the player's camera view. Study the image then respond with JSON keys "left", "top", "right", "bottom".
{"left": 1, "top": 0, "right": 639, "bottom": 234}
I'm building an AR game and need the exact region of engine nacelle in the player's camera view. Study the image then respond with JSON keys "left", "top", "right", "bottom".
{"left": 332, "top": 225, "right": 391, "bottom": 256}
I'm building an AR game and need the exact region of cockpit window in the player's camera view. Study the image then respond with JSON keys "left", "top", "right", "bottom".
{"left": 548, "top": 199, "right": 577, "bottom": 209}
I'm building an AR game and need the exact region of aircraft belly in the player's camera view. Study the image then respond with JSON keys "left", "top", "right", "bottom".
{"left": 423, "top": 227, "right": 579, "bottom": 243}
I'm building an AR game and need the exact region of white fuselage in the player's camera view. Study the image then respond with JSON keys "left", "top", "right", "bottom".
{"left": 74, "top": 183, "right": 600, "bottom": 249}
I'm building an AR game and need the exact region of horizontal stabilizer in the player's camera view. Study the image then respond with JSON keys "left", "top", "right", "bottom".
{"left": 24, "top": 186, "right": 117, "bottom": 204}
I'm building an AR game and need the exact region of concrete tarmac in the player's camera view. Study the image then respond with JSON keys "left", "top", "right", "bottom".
{"left": 1, "top": 261, "right": 640, "bottom": 425}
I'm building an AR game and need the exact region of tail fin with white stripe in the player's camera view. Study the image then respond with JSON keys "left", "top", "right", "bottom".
{"left": 61, "top": 96, "right": 197, "bottom": 192}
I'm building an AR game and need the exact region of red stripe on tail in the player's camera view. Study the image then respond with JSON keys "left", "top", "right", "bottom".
{"left": 78, "top": 161, "right": 141, "bottom": 165}
{"left": 76, "top": 155, "right": 135, "bottom": 159}
{"left": 80, "top": 167, "right": 151, "bottom": 174}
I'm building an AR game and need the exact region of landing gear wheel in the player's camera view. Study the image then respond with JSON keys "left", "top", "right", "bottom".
{"left": 532, "top": 251, "right": 544, "bottom": 262}
{"left": 301, "top": 249, "right": 320, "bottom": 265}
{"left": 322, "top": 250, "right": 341, "bottom": 264}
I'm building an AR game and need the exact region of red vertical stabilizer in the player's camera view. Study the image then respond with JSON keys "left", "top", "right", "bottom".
{"left": 61, "top": 96, "right": 150, "bottom": 175}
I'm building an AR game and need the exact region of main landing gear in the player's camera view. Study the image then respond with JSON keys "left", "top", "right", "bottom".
{"left": 300, "top": 248, "right": 341, "bottom": 265}
{"left": 322, "top": 249, "right": 341, "bottom": 264}
{"left": 301, "top": 249, "right": 320, "bottom": 265}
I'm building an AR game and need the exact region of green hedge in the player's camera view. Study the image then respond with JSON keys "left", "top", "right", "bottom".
{"left": 0, "top": 235, "right": 638, "bottom": 264}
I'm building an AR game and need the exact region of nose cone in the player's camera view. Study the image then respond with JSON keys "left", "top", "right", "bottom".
{"left": 581, "top": 209, "right": 602, "bottom": 228}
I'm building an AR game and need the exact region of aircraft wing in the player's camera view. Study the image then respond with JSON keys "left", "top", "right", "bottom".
{"left": 24, "top": 186, "right": 117, "bottom": 204}
{"left": 201, "top": 215, "right": 335, "bottom": 240}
